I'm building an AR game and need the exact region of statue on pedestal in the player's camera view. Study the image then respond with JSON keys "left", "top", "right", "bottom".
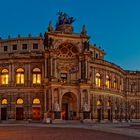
{"left": 54, "top": 102, "right": 60, "bottom": 112}
{"left": 83, "top": 102, "right": 89, "bottom": 112}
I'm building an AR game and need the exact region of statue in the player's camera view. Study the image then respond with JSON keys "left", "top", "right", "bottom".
{"left": 81, "top": 25, "right": 87, "bottom": 36}
{"left": 48, "top": 21, "right": 54, "bottom": 32}
{"left": 83, "top": 102, "right": 89, "bottom": 112}
{"left": 56, "top": 10, "right": 75, "bottom": 28}
{"left": 54, "top": 102, "right": 60, "bottom": 112}
{"left": 83, "top": 41, "right": 90, "bottom": 51}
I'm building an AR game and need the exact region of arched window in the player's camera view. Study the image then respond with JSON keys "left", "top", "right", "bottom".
{"left": 32, "top": 68, "right": 41, "bottom": 84}
{"left": 95, "top": 73, "right": 101, "bottom": 87}
{"left": 113, "top": 77, "right": 117, "bottom": 89}
{"left": 33, "top": 98, "right": 40, "bottom": 104}
{"left": 16, "top": 68, "right": 24, "bottom": 84}
{"left": 2, "top": 98, "right": 8, "bottom": 105}
{"left": 1, "top": 69, "right": 9, "bottom": 84}
{"left": 17, "top": 98, "right": 24, "bottom": 105}
{"left": 106, "top": 75, "right": 110, "bottom": 88}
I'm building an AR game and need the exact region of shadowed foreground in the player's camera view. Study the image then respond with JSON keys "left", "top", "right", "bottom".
{"left": 0, "top": 126, "right": 139, "bottom": 140}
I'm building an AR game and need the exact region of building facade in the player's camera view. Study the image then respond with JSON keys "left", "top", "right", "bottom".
{"left": 0, "top": 12, "right": 140, "bottom": 122}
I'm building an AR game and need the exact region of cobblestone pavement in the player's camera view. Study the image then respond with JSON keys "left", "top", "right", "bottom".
{"left": 0, "top": 124, "right": 139, "bottom": 140}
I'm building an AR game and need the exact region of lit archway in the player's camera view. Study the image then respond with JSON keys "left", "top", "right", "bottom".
{"left": 1, "top": 98, "right": 8, "bottom": 120}
{"left": 32, "top": 98, "right": 41, "bottom": 120}
{"left": 62, "top": 92, "right": 77, "bottom": 120}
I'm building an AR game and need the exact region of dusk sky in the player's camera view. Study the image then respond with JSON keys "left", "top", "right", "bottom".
{"left": 0, "top": 0, "right": 140, "bottom": 70}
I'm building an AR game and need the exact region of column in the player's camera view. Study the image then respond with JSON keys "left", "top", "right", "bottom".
{"left": 44, "top": 89, "right": 47, "bottom": 113}
{"left": 45, "top": 59, "right": 47, "bottom": 77}
{"left": 12, "top": 64, "right": 14, "bottom": 85}
{"left": 28, "top": 64, "right": 31, "bottom": 86}
{"left": 9, "top": 64, "right": 12, "bottom": 84}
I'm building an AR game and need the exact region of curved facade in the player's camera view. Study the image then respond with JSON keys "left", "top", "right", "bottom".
{"left": 0, "top": 15, "right": 140, "bottom": 122}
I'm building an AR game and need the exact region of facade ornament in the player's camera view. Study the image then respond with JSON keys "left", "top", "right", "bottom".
{"left": 81, "top": 25, "right": 87, "bottom": 36}
{"left": 48, "top": 21, "right": 54, "bottom": 32}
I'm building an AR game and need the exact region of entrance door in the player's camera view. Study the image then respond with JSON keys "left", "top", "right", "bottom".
{"left": 32, "top": 107, "right": 41, "bottom": 120}
{"left": 62, "top": 92, "right": 77, "bottom": 120}
{"left": 16, "top": 107, "right": 24, "bottom": 120}
{"left": 108, "top": 109, "right": 111, "bottom": 121}
{"left": 97, "top": 108, "right": 102, "bottom": 122}
{"left": 1, "top": 108, "right": 7, "bottom": 120}
{"left": 62, "top": 103, "right": 68, "bottom": 120}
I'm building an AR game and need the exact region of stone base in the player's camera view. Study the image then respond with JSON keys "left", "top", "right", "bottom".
{"left": 43, "top": 118, "right": 52, "bottom": 124}
{"left": 52, "top": 119, "right": 63, "bottom": 124}
{"left": 83, "top": 119, "right": 93, "bottom": 123}
{"left": 113, "top": 119, "right": 118, "bottom": 123}
{"left": 131, "top": 119, "right": 140, "bottom": 123}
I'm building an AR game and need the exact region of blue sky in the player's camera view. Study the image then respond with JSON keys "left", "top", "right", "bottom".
{"left": 0, "top": 0, "right": 140, "bottom": 70}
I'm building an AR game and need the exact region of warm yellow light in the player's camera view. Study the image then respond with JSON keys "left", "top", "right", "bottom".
{"left": 107, "top": 101, "right": 110, "bottom": 107}
{"left": 17, "top": 98, "right": 24, "bottom": 104}
{"left": 106, "top": 75, "right": 110, "bottom": 88}
{"left": 33, "top": 73, "right": 41, "bottom": 84}
{"left": 97, "top": 100, "right": 101, "bottom": 106}
{"left": 1, "top": 74, "right": 9, "bottom": 84}
{"left": 96, "top": 73, "right": 101, "bottom": 87}
{"left": 2, "top": 99, "right": 8, "bottom": 105}
{"left": 16, "top": 73, "right": 24, "bottom": 84}
{"left": 33, "top": 98, "right": 40, "bottom": 104}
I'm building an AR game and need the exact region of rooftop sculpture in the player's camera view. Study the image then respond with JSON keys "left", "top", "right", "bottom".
{"left": 56, "top": 10, "right": 75, "bottom": 28}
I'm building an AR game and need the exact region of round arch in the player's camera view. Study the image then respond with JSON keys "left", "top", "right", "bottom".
{"left": 61, "top": 92, "right": 77, "bottom": 120}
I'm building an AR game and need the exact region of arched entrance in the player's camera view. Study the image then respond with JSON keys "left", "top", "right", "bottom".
{"left": 32, "top": 98, "right": 41, "bottom": 120}
{"left": 97, "top": 100, "right": 103, "bottom": 122}
{"left": 62, "top": 92, "right": 77, "bottom": 120}
{"left": 1, "top": 99, "right": 8, "bottom": 120}
{"left": 16, "top": 98, "right": 24, "bottom": 120}
{"left": 107, "top": 101, "right": 112, "bottom": 121}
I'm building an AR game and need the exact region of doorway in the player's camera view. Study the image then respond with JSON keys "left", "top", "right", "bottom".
{"left": 62, "top": 92, "right": 77, "bottom": 120}
{"left": 1, "top": 108, "right": 7, "bottom": 120}
{"left": 32, "top": 107, "right": 41, "bottom": 120}
{"left": 16, "top": 107, "right": 24, "bottom": 120}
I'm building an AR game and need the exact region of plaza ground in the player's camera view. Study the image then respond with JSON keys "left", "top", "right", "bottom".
{"left": 0, "top": 122, "right": 140, "bottom": 140}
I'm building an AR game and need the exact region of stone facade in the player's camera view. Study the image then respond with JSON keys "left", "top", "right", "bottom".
{"left": 0, "top": 14, "right": 139, "bottom": 122}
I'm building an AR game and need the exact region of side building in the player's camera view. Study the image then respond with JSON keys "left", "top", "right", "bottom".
{"left": 0, "top": 13, "right": 139, "bottom": 122}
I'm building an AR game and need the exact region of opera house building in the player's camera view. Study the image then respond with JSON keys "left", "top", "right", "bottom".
{"left": 0, "top": 12, "right": 139, "bottom": 123}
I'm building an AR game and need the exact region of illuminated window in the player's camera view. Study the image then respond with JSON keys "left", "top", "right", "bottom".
{"left": 107, "top": 101, "right": 111, "bottom": 107}
{"left": 2, "top": 99, "right": 8, "bottom": 105}
{"left": 33, "top": 98, "right": 40, "bottom": 104}
{"left": 120, "top": 79, "right": 123, "bottom": 91}
{"left": 1, "top": 69, "right": 9, "bottom": 85}
{"left": 113, "top": 78, "right": 117, "bottom": 89}
{"left": 16, "top": 68, "right": 24, "bottom": 84}
{"left": 95, "top": 73, "right": 101, "bottom": 87}
{"left": 32, "top": 68, "right": 41, "bottom": 84}
{"left": 106, "top": 75, "right": 110, "bottom": 88}
{"left": 97, "top": 100, "right": 101, "bottom": 106}
{"left": 17, "top": 98, "right": 24, "bottom": 105}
